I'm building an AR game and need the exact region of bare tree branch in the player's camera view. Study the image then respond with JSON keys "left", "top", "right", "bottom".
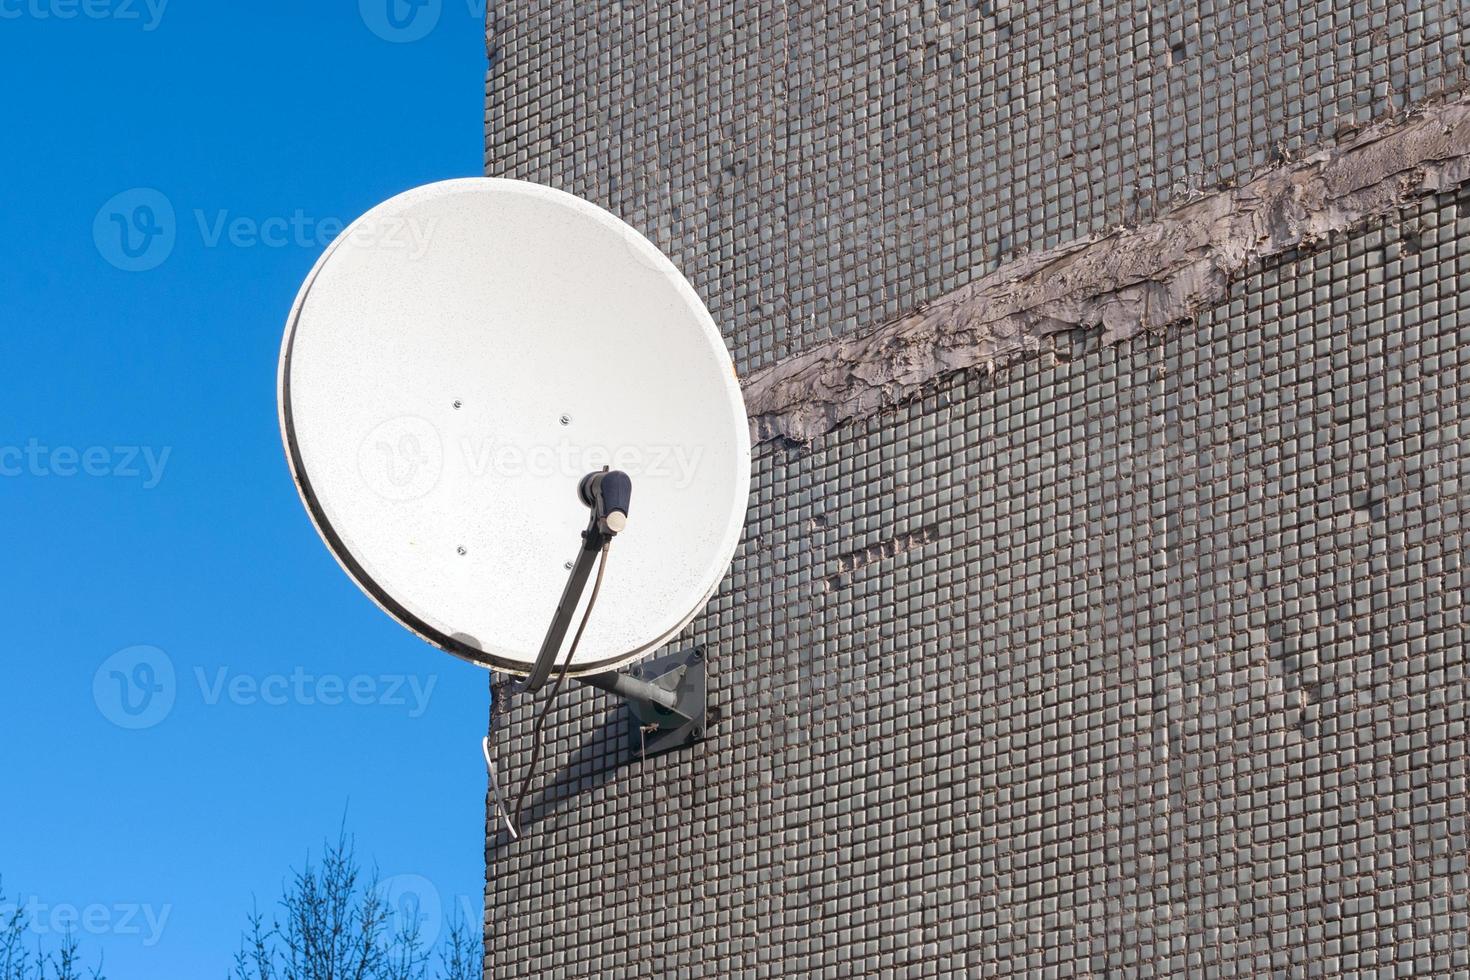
{"left": 231, "top": 833, "right": 477, "bottom": 980}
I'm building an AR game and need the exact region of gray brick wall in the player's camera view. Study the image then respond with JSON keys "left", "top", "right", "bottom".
{"left": 485, "top": 2, "right": 1470, "bottom": 975}
{"left": 487, "top": 0, "right": 1468, "bottom": 372}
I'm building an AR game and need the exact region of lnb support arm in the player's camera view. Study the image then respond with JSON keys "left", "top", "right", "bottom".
{"left": 521, "top": 469, "right": 632, "bottom": 694}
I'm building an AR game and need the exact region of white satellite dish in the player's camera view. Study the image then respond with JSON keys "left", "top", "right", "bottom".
{"left": 278, "top": 178, "right": 751, "bottom": 679}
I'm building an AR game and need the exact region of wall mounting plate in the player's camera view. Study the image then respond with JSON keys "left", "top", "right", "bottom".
{"left": 580, "top": 646, "right": 707, "bottom": 758}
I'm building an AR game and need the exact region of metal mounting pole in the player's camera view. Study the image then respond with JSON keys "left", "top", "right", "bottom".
{"left": 522, "top": 469, "right": 632, "bottom": 693}
{"left": 523, "top": 521, "right": 607, "bottom": 692}
{"left": 575, "top": 646, "right": 708, "bottom": 757}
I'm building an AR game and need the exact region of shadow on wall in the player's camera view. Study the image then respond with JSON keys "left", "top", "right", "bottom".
{"left": 490, "top": 708, "right": 636, "bottom": 848}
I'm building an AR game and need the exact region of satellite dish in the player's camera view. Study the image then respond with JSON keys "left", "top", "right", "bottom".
{"left": 278, "top": 178, "right": 751, "bottom": 678}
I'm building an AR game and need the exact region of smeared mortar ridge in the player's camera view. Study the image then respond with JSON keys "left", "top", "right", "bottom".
{"left": 743, "top": 97, "right": 1470, "bottom": 443}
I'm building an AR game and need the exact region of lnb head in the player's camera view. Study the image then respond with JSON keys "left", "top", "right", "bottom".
{"left": 580, "top": 469, "right": 633, "bottom": 536}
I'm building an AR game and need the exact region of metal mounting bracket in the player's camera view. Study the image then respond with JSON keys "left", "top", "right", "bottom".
{"left": 576, "top": 646, "right": 707, "bottom": 757}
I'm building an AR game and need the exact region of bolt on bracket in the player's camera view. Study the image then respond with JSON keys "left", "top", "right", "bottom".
{"left": 576, "top": 646, "right": 707, "bottom": 757}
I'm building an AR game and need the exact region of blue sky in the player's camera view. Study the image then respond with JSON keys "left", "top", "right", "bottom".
{"left": 0, "top": 3, "right": 491, "bottom": 976}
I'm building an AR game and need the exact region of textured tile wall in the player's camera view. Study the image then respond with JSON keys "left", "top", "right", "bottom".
{"left": 487, "top": 0, "right": 1469, "bottom": 372}
{"left": 485, "top": 2, "right": 1470, "bottom": 976}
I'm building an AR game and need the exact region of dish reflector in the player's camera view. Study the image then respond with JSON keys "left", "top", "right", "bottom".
{"left": 278, "top": 179, "right": 751, "bottom": 676}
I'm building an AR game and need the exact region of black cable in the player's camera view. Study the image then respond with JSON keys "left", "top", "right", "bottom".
{"left": 510, "top": 541, "right": 612, "bottom": 831}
